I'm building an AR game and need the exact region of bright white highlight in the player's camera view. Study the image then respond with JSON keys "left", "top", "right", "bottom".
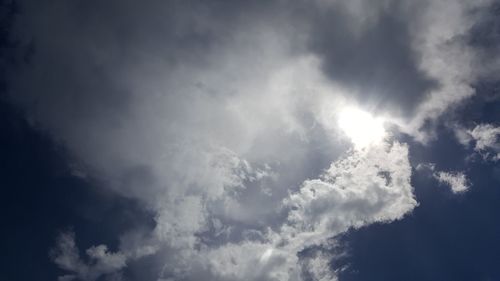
{"left": 338, "top": 107, "right": 386, "bottom": 149}
{"left": 259, "top": 248, "right": 274, "bottom": 263}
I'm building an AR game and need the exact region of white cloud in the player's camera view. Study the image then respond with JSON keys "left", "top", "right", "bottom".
{"left": 397, "top": 0, "right": 495, "bottom": 141}
{"left": 53, "top": 138, "right": 415, "bottom": 281}
{"left": 454, "top": 124, "right": 500, "bottom": 161}
{"left": 469, "top": 124, "right": 500, "bottom": 160}
{"left": 300, "top": 249, "right": 340, "bottom": 281}
{"left": 40, "top": 49, "right": 359, "bottom": 280}
{"left": 416, "top": 163, "right": 470, "bottom": 194}
{"left": 435, "top": 171, "right": 470, "bottom": 193}
{"left": 156, "top": 140, "right": 416, "bottom": 281}
{"left": 282, "top": 141, "right": 416, "bottom": 250}
{"left": 51, "top": 232, "right": 127, "bottom": 281}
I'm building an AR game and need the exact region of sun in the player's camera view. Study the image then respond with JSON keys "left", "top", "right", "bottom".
{"left": 338, "top": 106, "right": 387, "bottom": 149}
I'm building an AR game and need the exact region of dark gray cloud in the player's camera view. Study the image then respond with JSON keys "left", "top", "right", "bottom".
{"left": 8, "top": 0, "right": 437, "bottom": 123}
{"left": 303, "top": 1, "right": 436, "bottom": 117}
{"left": 9, "top": 0, "right": 492, "bottom": 135}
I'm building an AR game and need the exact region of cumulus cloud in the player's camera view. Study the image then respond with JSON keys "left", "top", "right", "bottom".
{"left": 282, "top": 141, "right": 416, "bottom": 248}
{"left": 149, "top": 140, "right": 416, "bottom": 281}
{"left": 435, "top": 171, "right": 470, "bottom": 193}
{"left": 48, "top": 138, "right": 416, "bottom": 281}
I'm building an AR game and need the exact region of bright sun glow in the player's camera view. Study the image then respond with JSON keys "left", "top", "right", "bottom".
{"left": 338, "top": 107, "right": 387, "bottom": 149}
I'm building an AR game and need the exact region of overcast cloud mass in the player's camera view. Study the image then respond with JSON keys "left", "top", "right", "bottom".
{"left": 1, "top": 0, "right": 500, "bottom": 281}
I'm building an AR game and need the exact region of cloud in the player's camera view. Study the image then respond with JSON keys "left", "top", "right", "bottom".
{"left": 150, "top": 140, "right": 416, "bottom": 281}
{"left": 48, "top": 138, "right": 416, "bottom": 281}
{"left": 416, "top": 163, "right": 470, "bottom": 193}
{"left": 397, "top": 0, "right": 496, "bottom": 141}
{"left": 297, "top": 0, "right": 498, "bottom": 142}
{"left": 282, "top": 141, "right": 416, "bottom": 248}
{"left": 455, "top": 124, "right": 500, "bottom": 161}
{"left": 435, "top": 171, "right": 470, "bottom": 193}
{"left": 300, "top": 250, "right": 339, "bottom": 281}
{"left": 4, "top": 0, "right": 495, "bottom": 280}
{"left": 469, "top": 124, "right": 500, "bottom": 160}
{"left": 51, "top": 232, "right": 127, "bottom": 281}
{"left": 303, "top": 0, "right": 436, "bottom": 117}
{"left": 10, "top": 0, "right": 496, "bottom": 142}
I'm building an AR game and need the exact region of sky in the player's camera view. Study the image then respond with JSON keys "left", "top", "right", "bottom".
{"left": 1, "top": 0, "right": 500, "bottom": 281}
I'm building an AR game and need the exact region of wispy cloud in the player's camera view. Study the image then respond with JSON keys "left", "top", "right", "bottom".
{"left": 435, "top": 171, "right": 470, "bottom": 194}
{"left": 455, "top": 124, "right": 500, "bottom": 161}
{"left": 51, "top": 232, "right": 127, "bottom": 281}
